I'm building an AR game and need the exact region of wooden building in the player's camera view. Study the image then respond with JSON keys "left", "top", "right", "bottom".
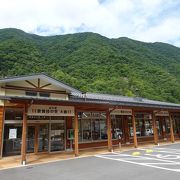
{"left": 0, "top": 74, "right": 179, "bottom": 165}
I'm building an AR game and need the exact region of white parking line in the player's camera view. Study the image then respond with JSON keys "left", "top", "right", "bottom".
{"left": 95, "top": 154, "right": 180, "bottom": 173}
{"left": 112, "top": 152, "right": 179, "bottom": 163}
{"left": 155, "top": 147, "right": 180, "bottom": 153}
{"left": 145, "top": 153, "right": 180, "bottom": 160}
{"left": 146, "top": 162, "right": 180, "bottom": 165}
{"left": 138, "top": 148, "right": 180, "bottom": 155}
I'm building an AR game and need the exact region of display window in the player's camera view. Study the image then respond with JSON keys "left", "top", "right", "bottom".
{"left": 82, "top": 119, "right": 91, "bottom": 141}
{"left": 92, "top": 119, "right": 100, "bottom": 140}
{"left": 129, "top": 113, "right": 153, "bottom": 137}
{"left": 50, "top": 123, "right": 65, "bottom": 152}
{"left": 173, "top": 114, "right": 180, "bottom": 135}
{"left": 77, "top": 112, "right": 107, "bottom": 142}
{"left": 156, "top": 116, "right": 170, "bottom": 137}
{"left": 111, "top": 115, "right": 123, "bottom": 139}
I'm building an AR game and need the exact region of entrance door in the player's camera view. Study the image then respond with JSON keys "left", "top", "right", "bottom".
{"left": 38, "top": 124, "right": 49, "bottom": 152}
{"left": 3, "top": 124, "right": 22, "bottom": 156}
{"left": 27, "top": 126, "right": 35, "bottom": 153}
{"left": 50, "top": 122, "right": 65, "bottom": 152}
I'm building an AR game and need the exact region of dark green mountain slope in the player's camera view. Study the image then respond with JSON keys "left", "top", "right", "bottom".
{"left": 0, "top": 28, "right": 180, "bottom": 103}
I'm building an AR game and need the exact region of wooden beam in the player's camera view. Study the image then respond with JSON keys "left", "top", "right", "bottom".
{"left": 21, "top": 104, "right": 27, "bottom": 165}
{"left": 152, "top": 112, "right": 158, "bottom": 145}
{"left": 2, "top": 85, "right": 67, "bottom": 94}
{"left": 169, "top": 113, "right": 175, "bottom": 143}
{"left": 34, "top": 125, "right": 39, "bottom": 154}
{"left": 40, "top": 83, "right": 52, "bottom": 89}
{"left": 74, "top": 110, "right": 79, "bottom": 156}
{"left": 25, "top": 80, "right": 38, "bottom": 88}
{"left": 106, "top": 110, "right": 112, "bottom": 152}
{"left": 132, "top": 110, "right": 138, "bottom": 148}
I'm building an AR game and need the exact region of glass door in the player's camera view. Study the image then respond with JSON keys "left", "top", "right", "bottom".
{"left": 38, "top": 124, "right": 49, "bottom": 152}
{"left": 50, "top": 122, "right": 65, "bottom": 152}
{"left": 27, "top": 126, "right": 35, "bottom": 153}
{"left": 3, "top": 124, "right": 22, "bottom": 156}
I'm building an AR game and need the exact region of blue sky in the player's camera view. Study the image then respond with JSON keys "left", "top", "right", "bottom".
{"left": 0, "top": 0, "right": 180, "bottom": 47}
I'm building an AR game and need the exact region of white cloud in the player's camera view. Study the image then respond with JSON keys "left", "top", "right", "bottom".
{"left": 0, "top": 0, "right": 180, "bottom": 47}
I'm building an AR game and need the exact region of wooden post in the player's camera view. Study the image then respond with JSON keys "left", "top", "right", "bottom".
{"left": 34, "top": 125, "right": 39, "bottom": 154}
{"left": 74, "top": 110, "right": 79, "bottom": 156}
{"left": 169, "top": 113, "right": 175, "bottom": 143}
{"left": 124, "top": 116, "right": 130, "bottom": 144}
{"left": 21, "top": 105, "right": 27, "bottom": 165}
{"left": 152, "top": 112, "right": 158, "bottom": 145}
{"left": 132, "top": 110, "right": 138, "bottom": 148}
{"left": 106, "top": 110, "right": 112, "bottom": 152}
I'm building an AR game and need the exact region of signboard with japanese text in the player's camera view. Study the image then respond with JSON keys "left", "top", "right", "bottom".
{"left": 28, "top": 105, "right": 75, "bottom": 116}
{"left": 110, "top": 109, "right": 132, "bottom": 115}
{"left": 154, "top": 111, "right": 169, "bottom": 116}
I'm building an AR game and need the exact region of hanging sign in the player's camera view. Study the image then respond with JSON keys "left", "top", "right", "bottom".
{"left": 154, "top": 111, "right": 169, "bottom": 116}
{"left": 9, "top": 128, "right": 17, "bottom": 139}
{"left": 110, "top": 109, "right": 132, "bottom": 115}
{"left": 28, "top": 105, "right": 75, "bottom": 116}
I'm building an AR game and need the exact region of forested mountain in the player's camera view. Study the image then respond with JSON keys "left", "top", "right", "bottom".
{"left": 0, "top": 28, "right": 180, "bottom": 103}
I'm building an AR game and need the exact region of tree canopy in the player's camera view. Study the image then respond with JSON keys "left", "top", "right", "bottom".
{"left": 0, "top": 28, "right": 180, "bottom": 103}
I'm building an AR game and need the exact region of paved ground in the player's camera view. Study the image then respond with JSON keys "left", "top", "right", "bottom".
{"left": 1, "top": 143, "right": 180, "bottom": 180}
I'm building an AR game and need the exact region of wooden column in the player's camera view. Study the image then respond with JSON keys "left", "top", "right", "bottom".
{"left": 106, "top": 110, "right": 112, "bottom": 152}
{"left": 0, "top": 106, "right": 4, "bottom": 158}
{"left": 132, "top": 110, "right": 138, "bottom": 148}
{"left": 21, "top": 105, "right": 27, "bottom": 165}
{"left": 169, "top": 113, "right": 175, "bottom": 143}
{"left": 74, "top": 110, "right": 79, "bottom": 156}
{"left": 124, "top": 116, "right": 130, "bottom": 143}
{"left": 34, "top": 125, "right": 39, "bottom": 154}
{"left": 152, "top": 112, "right": 158, "bottom": 145}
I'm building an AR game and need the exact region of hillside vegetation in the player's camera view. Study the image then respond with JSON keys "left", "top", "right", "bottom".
{"left": 0, "top": 28, "right": 180, "bottom": 103}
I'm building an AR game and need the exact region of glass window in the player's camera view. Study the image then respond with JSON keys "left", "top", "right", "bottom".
{"left": 157, "top": 116, "right": 170, "bottom": 137}
{"left": 92, "top": 119, "right": 100, "bottom": 140}
{"left": 26, "top": 91, "right": 37, "bottom": 96}
{"left": 173, "top": 114, "right": 180, "bottom": 135}
{"left": 77, "top": 112, "right": 107, "bottom": 142}
{"left": 3, "top": 125, "right": 22, "bottom": 156}
{"left": 50, "top": 123, "right": 65, "bottom": 152}
{"left": 111, "top": 115, "right": 123, "bottom": 139}
{"left": 5, "top": 109, "right": 23, "bottom": 120}
{"left": 100, "top": 120, "right": 107, "bottom": 139}
{"left": 165, "top": 117, "right": 170, "bottom": 134}
{"left": 134, "top": 113, "right": 153, "bottom": 137}
{"left": 39, "top": 92, "right": 50, "bottom": 98}
{"left": 128, "top": 117, "right": 133, "bottom": 137}
{"left": 38, "top": 124, "right": 49, "bottom": 152}
{"left": 82, "top": 119, "right": 91, "bottom": 141}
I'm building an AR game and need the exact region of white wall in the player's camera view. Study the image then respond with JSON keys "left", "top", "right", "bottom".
{"left": 0, "top": 78, "right": 69, "bottom": 100}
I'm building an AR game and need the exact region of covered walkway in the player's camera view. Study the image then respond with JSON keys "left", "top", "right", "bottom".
{"left": 1, "top": 141, "right": 179, "bottom": 170}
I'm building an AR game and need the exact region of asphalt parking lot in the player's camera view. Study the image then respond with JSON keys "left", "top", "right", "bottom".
{"left": 0, "top": 143, "right": 180, "bottom": 180}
